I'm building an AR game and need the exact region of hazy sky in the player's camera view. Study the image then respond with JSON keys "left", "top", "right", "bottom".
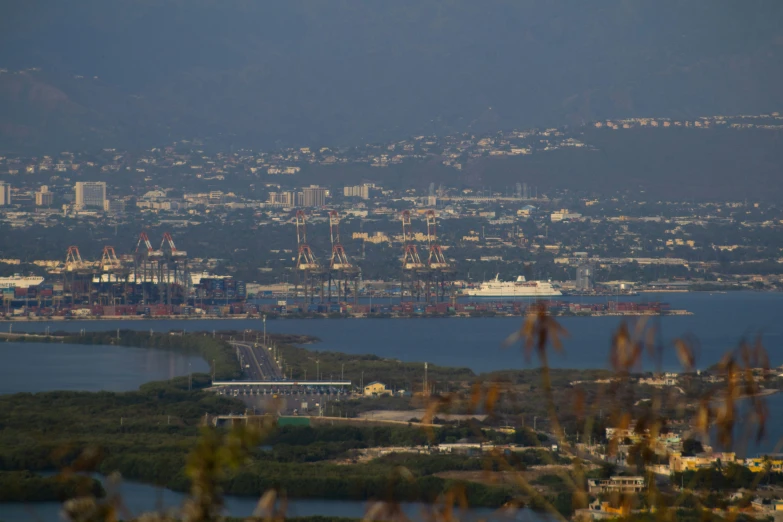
{"left": 1, "top": 1, "right": 782, "bottom": 150}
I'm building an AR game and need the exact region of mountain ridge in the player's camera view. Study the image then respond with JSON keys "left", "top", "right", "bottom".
{"left": 1, "top": 1, "right": 783, "bottom": 152}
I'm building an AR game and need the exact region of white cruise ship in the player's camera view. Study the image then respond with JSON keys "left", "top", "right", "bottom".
{"left": 461, "top": 275, "right": 562, "bottom": 298}
{"left": 0, "top": 275, "right": 45, "bottom": 289}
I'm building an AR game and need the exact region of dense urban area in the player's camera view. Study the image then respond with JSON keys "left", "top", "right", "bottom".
{"left": 2, "top": 111, "right": 783, "bottom": 522}
{"left": 1, "top": 112, "right": 783, "bottom": 319}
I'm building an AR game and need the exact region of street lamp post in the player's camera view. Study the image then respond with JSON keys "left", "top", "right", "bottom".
{"left": 263, "top": 314, "right": 266, "bottom": 346}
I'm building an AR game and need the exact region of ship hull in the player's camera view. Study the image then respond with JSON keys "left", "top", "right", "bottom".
{"left": 462, "top": 289, "right": 562, "bottom": 298}
{"left": 0, "top": 277, "right": 45, "bottom": 289}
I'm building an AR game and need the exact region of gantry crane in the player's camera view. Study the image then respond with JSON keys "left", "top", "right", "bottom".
{"left": 425, "top": 210, "right": 455, "bottom": 302}
{"left": 294, "top": 210, "right": 322, "bottom": 304}
{"left": 401, "top": 210, "right": 425, "bottom": 301}
{"left": 133, "top": 232, "right": 158, "bottom": 304}
{"left": 94, "top": 246, "right": 130, "bottom": 305}
{"left": 159, "top": 232, "right": 189, "bottom": 305}
{"left": 328, "top": 211, "right": 359, "bottom": 304}
{"left": 63, "top": 246, "right": 93, "bottom": 303}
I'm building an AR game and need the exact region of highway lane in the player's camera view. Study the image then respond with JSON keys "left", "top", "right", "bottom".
{"left": 230, "top": 341, "right": 282, "bottom": 380}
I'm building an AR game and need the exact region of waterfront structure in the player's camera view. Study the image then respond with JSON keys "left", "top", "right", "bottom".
{"left": 74, "top": 181, "right": 106, "bottom": 209}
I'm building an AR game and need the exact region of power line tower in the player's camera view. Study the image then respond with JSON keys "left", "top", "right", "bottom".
{"left": 328, "top": 211, "right": 359, "bottom": 305}
{"left": 401, "top": 210, "right": 424, "bottom": 301}
{"left": 425, "top": 210, "right": 454, "bottom": 302}
{"left": 294, "top": 210, "right": 321, "bottom": 305}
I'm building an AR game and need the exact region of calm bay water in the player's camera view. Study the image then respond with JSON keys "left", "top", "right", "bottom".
{"left": 0, "top": 343, "right": 208, "bottom": 394}
{"left": 0, "top": 477, "right": 544, "bottom": 522}
{"left": 6, "top": 292, "right": 783, "bottom": 372}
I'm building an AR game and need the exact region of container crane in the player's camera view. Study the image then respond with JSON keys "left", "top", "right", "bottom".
{"left": 328, "top": 211, "right": 359, "bottom": 303}
{"left": 133, "top": 232, "right": 158, "bottom": 303}
{"left": 295, "top": 210, "right": 322, "bottom": 303}
{"left": 64, "top": 246, "right": 86, "bottom": 272}
{"left": 401, "top": 210, "right": 424, "bottom": 270}
{"left": 425, "top": 210, "right": 455, "bottom": 302}
{"left": 329, "top": 211, "right": 352, "bottom": 270}
{"left": 63, "top": 246, "right": 93, "bottom": 303}
{"left": 401, "top": 210, "right": 425, "bottom": 301}
{"left": 99, "top": 246, "right": 122, "bottom": 272}
{"left": 295, "top": 211, "right": 320, "bottom": 271}
{"left": 425, "top": 210, "right": 449, "bottom": 270}
{"left": 95, "top": 246, "right": 130, "bottom": 305}
{"left": 159, "top": 232, "right": 189, "bottom": 305}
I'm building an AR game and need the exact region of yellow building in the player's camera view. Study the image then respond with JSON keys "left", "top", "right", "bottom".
{"left": 670, "top": 452, "right": 736, "bottom": 472}
{"left": 363, "top": 382, "right": 391, "bottom": 397}
{"left": 745, "top": 457, "right": 783, "bottom": 473}
{"left": 367, "top": 232, "right": 391, "bottom": 244}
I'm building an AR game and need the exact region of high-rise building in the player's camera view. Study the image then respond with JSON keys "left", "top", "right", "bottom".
{"left": 103, "top": 199, "right": 126, "bottom": 213}
{"left": 302, "top": 185, "right": 326, "bottom": 207}
{"left": 576, "top": 265, "right": 593, "bottom": 291}
{"left": 0, "top": 182, "right": 10, "bottom": 206}
{"left": 343, "top": 184, "right": 371, "bottom": 199}
{"left": 35, "top": 185, "right": 54, "bottom": 206}
{"left": 74, "top": 181, "right": 106, "bottom": 209}
{"left": 267, "top": 191, "right": 295, "bottom": 206}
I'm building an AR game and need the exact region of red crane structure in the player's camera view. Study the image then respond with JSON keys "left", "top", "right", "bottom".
{"left": 400, "top": 210, "right": 425, "bottom": 301}
{"left": 64, "top": 246, "right": 85, "bottom": 271}
{"left": 424, "top": 210, "right": 455, "bottom": 302}
{"left": 328, "top": 211, "right": 359, "bottom": 304}
{"left": 294, "top": 210, "right": 322, "bottom": 303}
{"left": 159, "top": 232, "right": 189, "bottom": 306}
{"left": 100, "top": 246, "right": 122, "bottom": 271}
{"left": 425, "top": 211, "right": 448, "bottom": 269}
